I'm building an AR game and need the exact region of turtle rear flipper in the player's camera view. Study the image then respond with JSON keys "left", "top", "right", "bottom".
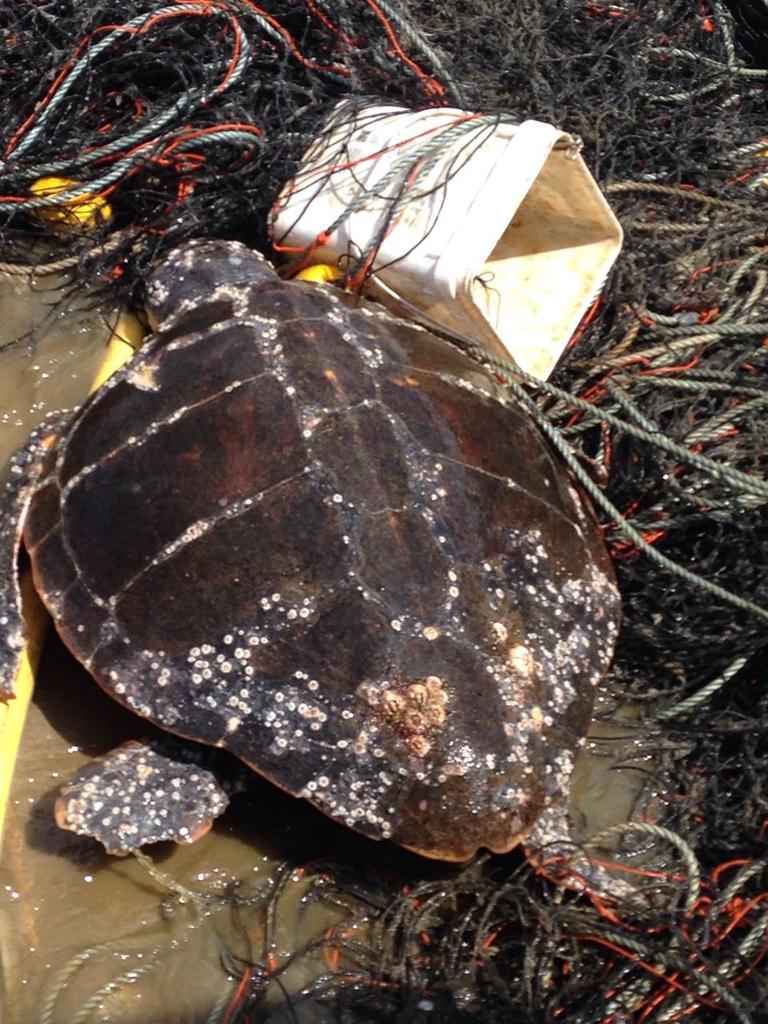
{"left": 0, "top": 413, "right": 69, "bottom": 699}
{"left": 54, "top": 740, "right": 230, "bottom": 855}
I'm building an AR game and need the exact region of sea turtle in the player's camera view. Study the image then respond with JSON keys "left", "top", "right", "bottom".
{"left": 0, "top": 239, "right": 620, "bottom": 861}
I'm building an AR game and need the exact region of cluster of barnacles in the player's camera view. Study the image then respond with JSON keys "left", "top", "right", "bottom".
{"left": 361, "top": 675, "right": 449, "bottom": 757}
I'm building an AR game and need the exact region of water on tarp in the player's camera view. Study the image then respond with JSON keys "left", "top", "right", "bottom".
{"left": 0, "top": 275, "right": 663, "bottom": 1024}
{"left": 0, "top": 635, "right": 374, "bottom": 1024}
{"left": 0, "top": 273, "right": 122, "bottom": 478}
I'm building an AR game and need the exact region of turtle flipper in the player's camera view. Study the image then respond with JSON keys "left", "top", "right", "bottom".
{"left": 0, "top": 412, "right": 69, "bottom": 699}
{"left": 54, "top": 740, "right": 230, "bottom": 855}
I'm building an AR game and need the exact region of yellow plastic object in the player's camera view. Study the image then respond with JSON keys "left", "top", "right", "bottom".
{"left": 0, "top": 576, "right": 47, "bottom": 859}
{"left": 88, "top": 311, "right": 145, "bottom": 391}
{"left": 0, "top": 312, "right": 143, "bottom": 857}
{"left": 294, "top": 263, "right": 340, "bottom": 284}
{"left": 30, "top": 176, "right": 112, "bottom": 232}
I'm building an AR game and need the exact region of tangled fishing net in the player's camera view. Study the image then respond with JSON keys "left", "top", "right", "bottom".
{"left": 1, "top": 1, "right": 768, "bottom": 1022}
{"left": 0, "top": 0, "right": 459, "bottom": 297}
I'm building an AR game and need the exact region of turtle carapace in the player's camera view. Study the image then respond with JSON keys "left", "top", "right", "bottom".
{"left": 0, "top": 240, "right": 620, "bottom": 861}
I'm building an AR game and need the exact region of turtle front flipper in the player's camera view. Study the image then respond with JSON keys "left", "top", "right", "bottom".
{"left": 54, "top": 741, "right": 230, "bottom": 855}
{"left": 0, "top": 412, "right": 69, "bottom": 699}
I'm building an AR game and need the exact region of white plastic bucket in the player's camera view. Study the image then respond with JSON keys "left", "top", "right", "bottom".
{"left": 271, "top": 100, "right": 623, "bottom": 380}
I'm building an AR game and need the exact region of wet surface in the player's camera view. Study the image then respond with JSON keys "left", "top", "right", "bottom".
{"left": 0, "top": 273, "right": 119, "bottom": 480}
